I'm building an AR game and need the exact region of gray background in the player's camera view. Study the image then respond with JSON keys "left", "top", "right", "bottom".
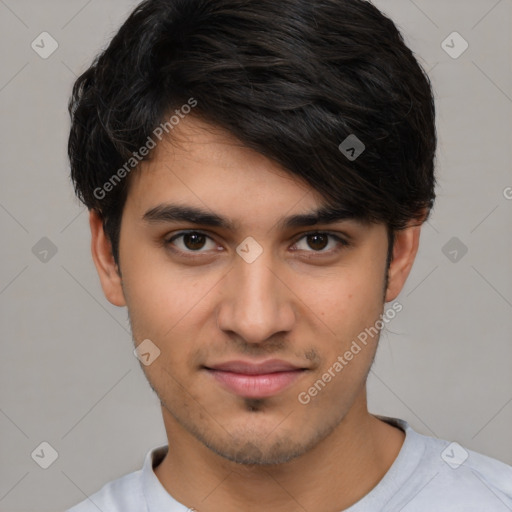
{"left": 0, "top": 0, "right": 511, "bottom": 510}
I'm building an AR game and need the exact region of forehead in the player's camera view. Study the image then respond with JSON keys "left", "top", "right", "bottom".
{"left": 120, "top": 116, "right": 378, "bottom": 240}
{"left": 124, "top": 117, "right": 329, "bottom": 219}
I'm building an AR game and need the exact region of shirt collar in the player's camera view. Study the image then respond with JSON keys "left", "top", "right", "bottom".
{"left": 142, "top": 444, "right": 191, "bottom": 511}
{"left": 141, "top": 416, "right": 423, "bottom": 511}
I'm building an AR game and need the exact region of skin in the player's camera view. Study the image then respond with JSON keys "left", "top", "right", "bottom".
{"left": 90, "top": 116, "right": 424, "bottom": 512}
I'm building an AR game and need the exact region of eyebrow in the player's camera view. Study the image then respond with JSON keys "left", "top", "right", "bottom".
{"left": 142, "top": 203, "right": 362, "bottom": 231}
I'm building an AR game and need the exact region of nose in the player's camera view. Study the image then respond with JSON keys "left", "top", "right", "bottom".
{"left": 216, "top": 250, "right": 296, "bottom": 345}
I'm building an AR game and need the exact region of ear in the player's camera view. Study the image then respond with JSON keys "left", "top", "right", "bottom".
{"left": 385, "top": 214, "right": 426, "bottom": 303}
{"left": 89, "top": 210, "right": 126, "bottom": 307}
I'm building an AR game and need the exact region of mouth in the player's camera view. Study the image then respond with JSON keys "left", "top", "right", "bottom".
{"left": 203, "top": 359, "right": 308, "bottom": 399}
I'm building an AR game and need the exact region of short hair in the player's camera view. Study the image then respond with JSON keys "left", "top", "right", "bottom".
{"left": 68, "top": 0, "right": 437, "bottom": 268}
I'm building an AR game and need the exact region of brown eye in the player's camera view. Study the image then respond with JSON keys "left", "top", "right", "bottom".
{"left": 292, "top": 232, "right": 350, "bottom": 255}
{"left": 306, "top": 233, "right": 329, "bottom": 251}
{"left": 165, "top": 231, "right": 218, "bottom": 254}
{"left": 182, "top": 233, "right": 207, "bottom": 250}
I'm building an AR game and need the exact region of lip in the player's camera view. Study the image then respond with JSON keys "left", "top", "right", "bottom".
{"left": 204, "top": 359, "right": 307, "bottom": 398}
{"left": 207, "top": 359, "right": 304, "bottom": 374}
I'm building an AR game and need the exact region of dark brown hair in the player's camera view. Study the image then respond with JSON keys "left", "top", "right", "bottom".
{"left": 68, "top": 0, "right": 437, "bottom": 268}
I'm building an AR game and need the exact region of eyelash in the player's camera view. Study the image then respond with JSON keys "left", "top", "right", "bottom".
{"left": 163, "top": 230, "right": 351, "bottom": 258}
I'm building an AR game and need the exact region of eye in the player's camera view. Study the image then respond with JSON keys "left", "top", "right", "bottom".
{"left": 165, "top": 231, "right": 219, "bottom": 254}
{"left": 292, "top": 232, "right": 350, "bottom": 254}
{"left": 163, "top": 230, "right": 350, "bottom": 258}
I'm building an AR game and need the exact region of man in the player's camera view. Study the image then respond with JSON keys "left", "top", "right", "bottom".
{"left": 66, "top": 0, "right": 512, "bottom": 510}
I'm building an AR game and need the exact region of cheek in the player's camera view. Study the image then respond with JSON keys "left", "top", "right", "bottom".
{"left": 296, "top": 269, "right": 383, "bottom": 403}
{"left": 121, "top": 245, "right": 191, "bottom": 322}
{"left": 119, "top": 237, "right": 225, "bottom": 383}
{"left": 296, "top": 264, "right": 384, "bottom": 337}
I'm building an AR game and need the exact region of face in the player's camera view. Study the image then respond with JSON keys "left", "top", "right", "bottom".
{"left": 91, "top": 117, "right": 419, "bottom": 465}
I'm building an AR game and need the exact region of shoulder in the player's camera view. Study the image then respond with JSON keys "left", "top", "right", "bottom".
{"left": 371, "top": 416, "right": 512, "bottom": 511}
{"left": 396, "top": 424, "right": 512, "bottom": 510}
{"left": 65, "top": 467, "right": 145, "bottom": 512}
{"left": 65, "top": 445, "right": 169, "bottom": 512}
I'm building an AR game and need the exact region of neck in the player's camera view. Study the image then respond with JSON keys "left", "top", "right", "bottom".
{"left": 154, "top": 390, "right": 405, "bottom": 512}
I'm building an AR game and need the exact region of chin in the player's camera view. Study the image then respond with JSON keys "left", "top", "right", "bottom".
{"left": 203, "top": 435, "right": 309, "bottom": 466}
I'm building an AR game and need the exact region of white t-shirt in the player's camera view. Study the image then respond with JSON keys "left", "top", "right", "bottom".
{"left": 66, "top": 416, "right": 512, "bottom": 511}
